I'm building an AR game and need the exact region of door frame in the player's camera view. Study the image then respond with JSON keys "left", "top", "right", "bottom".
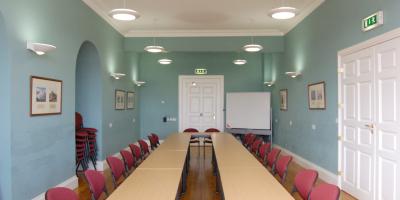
{"left": 178, "top": 75, "right": 224, "bottom": 132}
{"left": 337, "top": 27, "right": 400, "bottom": 189}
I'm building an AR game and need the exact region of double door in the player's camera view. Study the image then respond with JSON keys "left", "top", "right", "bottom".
{"left": 340, "top": 37, "right": 400, "bottom": 199}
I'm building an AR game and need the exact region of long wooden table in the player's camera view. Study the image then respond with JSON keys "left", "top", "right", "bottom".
{"left": 107, "top": 133, "right": 190, "bottom": 200}
{"left": 107, "top": 132, "right": 293, "bottom": 200}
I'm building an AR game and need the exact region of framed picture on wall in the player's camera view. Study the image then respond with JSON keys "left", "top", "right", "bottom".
{"left": 126, "top": 92, "right": 135, "bottom": 109}
{"left": 115, "top": 90, "right": 126, "bottom": 110}
{"left": 30, "top": 76, "right": 63, "bottom": 116}
{"left": 280, "top": 89, "right": 288, "bottom": 111}
{"left": 308, "top": 81, "right": 326, "bottom": 110}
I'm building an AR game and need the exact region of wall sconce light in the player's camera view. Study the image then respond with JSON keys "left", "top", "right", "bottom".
{"left": 264, "top": 81, "right": 274, "bottom": 87}
{"left": 134, "top": 80, "right": 146, "bottom": 86}
{"left": 110, "top": 72, "right": 126, "bottom": 80}
{"left": 27, "top": 41, "right": 56, "bottom": 55}
{"left": 285, "top": 71, "right": 301, "bottom": 78}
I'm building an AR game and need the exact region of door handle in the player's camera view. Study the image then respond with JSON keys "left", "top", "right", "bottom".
{"left": 365, "top": 124, "right": 374, "bottom": 134}
{"left": 200, "top": 113, "right": 203, "bottom": 117}
{"left": 213, "top": 113, "right": 216, "bottom": 120}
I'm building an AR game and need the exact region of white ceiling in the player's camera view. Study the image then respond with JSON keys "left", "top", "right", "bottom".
{"left": 83, "top": 0, "right": 324, "bottom": 37}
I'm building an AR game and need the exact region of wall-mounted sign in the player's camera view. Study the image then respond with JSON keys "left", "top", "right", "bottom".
{"left": 362, "top": 11, "right": 383, "bottom": 32}
{"left": 195, "top": 68, "right": 207, "bottom": 75}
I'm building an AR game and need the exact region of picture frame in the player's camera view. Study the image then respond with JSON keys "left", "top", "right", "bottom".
{"left": 280, "top": 89, "right": 288, "bottom": 111}
{"left": 115, "top": 90, "right": 126, "bottom": 110}
{"left": 30, "top": 76, "right": 62, "bottom": 116}
{"left": 126, "top": 92, "right": 135, "bottom": 109}
{"left": 308, "top": 81, "right": 326, "bottom": 110}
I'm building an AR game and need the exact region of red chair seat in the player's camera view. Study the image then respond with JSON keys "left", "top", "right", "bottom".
{"left": 309, "top": 183, "right": 340, "bottom": 200}
{"left": 46, "top": 187, "right": 78, "bottom": 200}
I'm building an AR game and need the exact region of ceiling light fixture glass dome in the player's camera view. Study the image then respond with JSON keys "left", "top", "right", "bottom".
{"left": 233, "top": 59, "right": 247, "bottom": 65}
{"left": 158, "top": 58, "right": 173, "bottom": 65}
{"left": 144, "top": 45, "right": 165, "bottom": 53}
{"left": 269, "top": 6, "right": 298, "bottom": 20}
{"left": 242, "top": 44, "right": 263, "bottom": 52}
{"left": 109, "top": 8, "right": 140, "bottom": 21}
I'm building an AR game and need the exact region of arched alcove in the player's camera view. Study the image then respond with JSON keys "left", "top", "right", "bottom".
{"left": 0, "top": 11, "right": 12, "bottom": 200}
{"left": 75, "top": 41, "right": 102, "bottom": 168}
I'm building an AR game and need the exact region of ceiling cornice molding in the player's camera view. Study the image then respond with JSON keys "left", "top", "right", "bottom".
{"left": 124, "top": 29, "right": 284, "bottom": 37}
{"left": 283, "top": 0, "right": 325, "bottom": 34}
{"left": 82, "top": 0, "right": 125, "bottom": 36}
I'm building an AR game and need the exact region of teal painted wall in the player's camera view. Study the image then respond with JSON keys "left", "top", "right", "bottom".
{"left": 0, "top": 10, "right": 12, "bottom": 200}
{"left": 271, "top": 0, "right": 400, "bottom": 173}
{"left": 135, "top": 52, "right": 269, "bottom": 138}
{"left": 0, "top": 0, "right": 140, "bottom": 199}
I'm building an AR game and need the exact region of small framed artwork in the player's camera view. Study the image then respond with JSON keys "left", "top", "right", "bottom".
{"left": 126, "top": 92, "right": 135, "bottom": 109}
{"left": 115, "top": 90, "right": 126, "bottom": 110}
{"left": 30, "top": 76, "right": 62, "bottom": 116}
{"left": 308, "top": 81, "right": 326, "bottom": 110}
{"left": 280, "top": 89, "right": 288, "bottom": 111}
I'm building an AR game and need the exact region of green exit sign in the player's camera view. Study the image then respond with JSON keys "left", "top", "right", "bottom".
{"left": 195, "top": 68, "right": 207, "bottom": 75}
{"left": 362, "top": 11, "right": 383, "bottom": 32}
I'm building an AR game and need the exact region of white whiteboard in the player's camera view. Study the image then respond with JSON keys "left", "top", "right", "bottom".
{"left": 226, "top": 92, "right": 271, "bottom": 130}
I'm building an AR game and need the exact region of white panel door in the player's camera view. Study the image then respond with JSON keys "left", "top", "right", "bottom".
{"left": 341, "top": 47, "right": 375, "bottom": 200}
{"left": 179, "top": 76, "right": 224, "bottom": 132}
{"left": 374, "top": 37, "right": 400, "bottom": 200}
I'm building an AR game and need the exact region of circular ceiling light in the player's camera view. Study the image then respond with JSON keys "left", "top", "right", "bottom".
{"left": 242, "top": 44, "right": 263, "bottom": 52}
{"left": 158, "top": 58, "right": 172, "bottom": 65}
{"left": 269, "top": 7, "right": 298, "bottom": 20}
{"left": 233, "top": 59, "right": 247, "bottom": 65}
{"left": 109, "top": 9, "right": 140, "bottom": 21}
{"left": 144, "top": 45, "right": 165, "bottom": 53}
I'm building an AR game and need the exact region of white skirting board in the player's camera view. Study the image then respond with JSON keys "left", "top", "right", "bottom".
{"left": 32, "top": 176, "right": 78, "bottom": 200}
{"left": 274, "top": 144, "right": 338, "bottom": 185}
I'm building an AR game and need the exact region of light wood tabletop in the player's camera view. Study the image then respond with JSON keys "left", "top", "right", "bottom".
{"left": 106, "top": 168, "right": 182, "bottom": 200}
{"left": 156, "top": 133, "right": 191, "bottom": 151}
{"left": 138, "top": 149, "right": 188, "bottom": 169}
{"left": 212, "top": 133, "right": 294, "bottom": 200}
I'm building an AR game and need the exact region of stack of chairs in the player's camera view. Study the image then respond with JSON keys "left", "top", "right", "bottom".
{"left": 75, "top": 112, "right": 98, "bottom": 173}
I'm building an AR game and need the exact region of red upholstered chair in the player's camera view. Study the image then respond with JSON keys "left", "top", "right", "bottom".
{"left": 205, "top": 128, "right": 220, "bottom": 132}
{"left": 292, "top": 169, "right": 319, "bottom": 200}
{"left": 75, "top": 131, "right": 88, "bottom": 173}
{"left": 258, "top": 142, "right": 271, "bottom": 164}
{"left": 275, "top": 155, "right": 293, "bottom": 183}
{"left": 120, "top": 150, "right": 135, "bottom": 173}
{"left": 148, "top": 134, "right": 159, "bottom": 150}
{"left": 245, "top": 134, "right": 257, "bottom": 149}
{"left": 242, "top": 133, "right": 252, "bottom": 145}
{"left": 45, "top": 187, "right": 78, "bottom": 200}
{"left": 266, "top": 148, "right": 281, "bottom": 172}
{"left": 129, "top": 143, "right": 143, "bottom": 166}
{"left": 138, "top": 139, "right": 150, "bottom": 158}
{"left": 84, "top": 170, "right": 108, "bottom": 200}
{"left": 250, "top": 138, "right": 263, "bottom": 155}
{"left": 309, "top": 183, "right": 340, "bottom": 200}
{"left": 106, "top": 156, "right": 126, "bottom": 188}
{"left": 183, "top": 128, "right": 199, "bottom": 132}
{"left": 151, "top": 133, "right": 160, "bottom": 144}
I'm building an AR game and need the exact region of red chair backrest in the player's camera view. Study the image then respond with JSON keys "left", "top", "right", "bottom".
{"left": 267, "top": 148, "right": 281, "bottom": 168}
{"left": 120, "top": 150, "right": 135, "bottom": 171}
{"left": 205, "top": 128, "right": 220, "bottom": 132}
{"left": 246, "top": 134, "right": 257, "bottom": 147}
{"left": 129, "top": 144, "right": 142, "bottom": 160}
{"left": 275, "top": 155, "right": 293, "bottom": 181}
{"left": 251, "top": 138, "right": 263, "bottom": 153}
{"left": 309, "top": 183, "right": 340, "bottom": 200}
{"left": 84, "top": 170, "right": 106, "bottom": 200}
{"left": 258, "top": 143, "right": 271, "bottom": 161}
{"left": 148, "top": 135, "right": 158, "bottom": 148}
{"left": 75, "top": 112, "right": 83, "bottom": 130}
{"left": 138, "top": 139, "right": 150, "bottom": 154}
{"left": 106, "top": 156, "right": 125, "bottom": 183}
{"left": 243, "top": 133, "right": 252, "bottom": 144}
{"left": 183, "top": 128, "right": 199, "bottom": 132}
{"left": 294, "top": 169, "right": 319, "bottom": 200}
{"left": 151, "top": 133, "right": 160, "bottom": 143}
{"left": 45, "top": 187, "right": 78, "bottom": 200}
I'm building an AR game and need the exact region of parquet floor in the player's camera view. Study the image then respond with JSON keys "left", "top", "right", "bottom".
{"left": 76, "top": 146, "right": 357, "bottom": 200}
